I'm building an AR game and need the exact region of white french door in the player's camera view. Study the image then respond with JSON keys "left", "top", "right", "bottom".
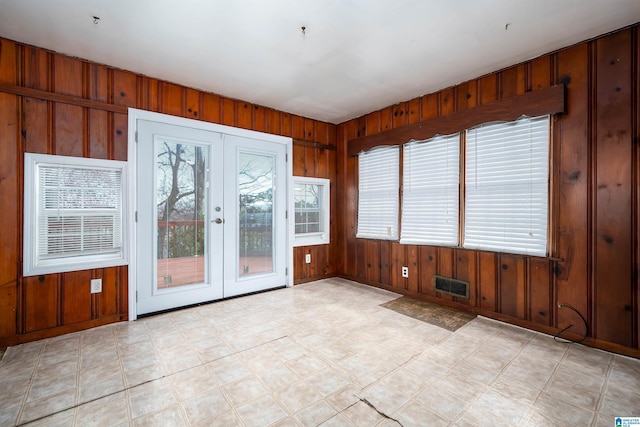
{"left": 134, "top": 118, "right": 288, "bottom": 315}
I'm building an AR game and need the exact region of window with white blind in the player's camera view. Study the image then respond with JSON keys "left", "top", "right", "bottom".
{"left": 464, "top": 115, "right": 550, "bottom": 256}
{"left": 23, "top": 153, "right": 128, "bottom": 276}
{"left": 293, "top": 177, "right": 330, "bottom": 247}
{"left": 357, "top": 146, "right": 399, "bottom": 240}
{"left": 401, "top": 133, "right": 460, "bottom": 246}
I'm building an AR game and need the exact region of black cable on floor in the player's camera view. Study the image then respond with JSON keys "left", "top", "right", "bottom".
{"left": 554, "top": 303, "right": 588, "bottom": 344}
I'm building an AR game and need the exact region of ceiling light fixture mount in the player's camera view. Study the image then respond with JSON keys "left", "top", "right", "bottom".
{"left": 301, "top": 26, "right": 306, "bottom": 35}
{"left": 93, "top": 16, "right": 100, "bottom": 25}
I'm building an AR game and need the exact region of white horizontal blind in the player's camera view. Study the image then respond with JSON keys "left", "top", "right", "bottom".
{"left": 464, "top": 115, "right": 549, "bottom": 256}
{"left": 357, "top": 146, "right": 399, "bottom": 240}
{"left": 38, "top": 165, "right": 123, "bottom": 259}
{"left": 401, "top": 134, "right": 460, "bottom": 245}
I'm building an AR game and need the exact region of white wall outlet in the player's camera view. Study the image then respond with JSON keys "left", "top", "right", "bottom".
{"left": 401, "top": 266, "right": 409, "bottom": 278}
{"left": 90, "top": 278, "right": 102, "bottom": 294}
{"left": 305, "top": 253, "right": 311, "bottom": 264}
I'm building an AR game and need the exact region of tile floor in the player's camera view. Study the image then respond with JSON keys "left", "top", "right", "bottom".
{"left": 0, "top": 278, "right": 639, "bottom": 426}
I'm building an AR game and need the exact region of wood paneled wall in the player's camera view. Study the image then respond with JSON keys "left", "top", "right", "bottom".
{"left": 0, "top": 38, "right": 337, "bottom": 346}
{"left": 337, "top": 25, "right": 640, "bottom": 356}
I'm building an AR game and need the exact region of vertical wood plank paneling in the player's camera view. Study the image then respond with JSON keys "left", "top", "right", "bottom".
{"left": 380, "top": 107, "right": 393, "bottom": 132}
{"left": 112, "top": 113, "right": 128, "bottom": 161}
{"left": 23, "top": 276, "right": 58, "bottom": 332}
{"left": 594, "top": 30, "right": 633, "bottom": 346}
{"left": 344, "top": 121, "right": 358, "bottom": 278}
{"left": 305, "top": 146, "right": 316, "bottom": 177}
{"left": 390, "top": 242, "right": 404, "bottom": 289}
{"left": 392, "top": 102, "right": 408, "bottom": 129}
{"left": 419, "top": 246, "right": 438, "bottom": 297}
{"left": 366, "top": 240, "right": 380, "bottom": 283}
{"left": 53, "top": 54, "right": 83, "bottom": 96}
{"left": 455, "top": 249, "right": 476, "bottom": 305}
{"left": 421, "top": 93, "right": 439, "bottom": 120}
{"left": 112, "top": 70, "right": 137, "bottom": 107}
{"left": 281, "top": 112, "right": 292, "bottom": 137}
{"left": 529, "top": 258, "right": 552, "bottom": 325}
{"left": 356, "top": 239, "right": 367, "bottom": 279}
{"left": 407, "top": 245, "right": 419, "bottom": 292}
{"left": 99, "top": 268, "right": 118, "bottom": 317}
{"left": 556, "top": 44, "right": 590, "bottom": 333}
{"left": 221, "top": 98, "right": 235, "bottom": 126}
{"left": 407, "top": 98, "right": 421, "bottom": 124}
{"left": 0, "top": 39, "right": 18, "bottom": 338}
{"left": 23, "top": 46, "right": 49, "bottom": 90}
{"left": 147, "top": 78, "right": 160, "bottom": 112}
{"left": 89, "top": 110, "right": 109, "bottom": 159}
{"left": 161, "top": 82, "right": 183, "bottom": 116}
{"left": 254, "top": 105, "right": 266, "bottom": 132}
{"left": 440, "top": 88, "right": 455, "bottom": 116}
{"left": 479, "top": 74, "right": 498, "bottom": 105}
{"left": 379, "top": 240, "right": 391, "bottom": 285}
{"left": 531, "top": 56, "right": 552, "bottom": 91}
{"left": 316, "top": 147, "right": 328, "bottom": 179}
{"left": 499, "top": 255, "right": 526, "bottom": 319}
{"left": 479, "top": 252, "right": 497, "bottom": 311}
{"left": 292, "top": 144, "right": 305, "bottom": 176}
{"left": 237, "top": 102, "right": 252, "bottom": 129}
{"left": 53, "top": 104, "right": 83, "bottom": 157}
{"left": 62, "top": 271, "right": 92, "bottom": 324}
{"left": 185, "top": 88, "right": 200, "bottom": 119}
{"left": 267, "top": 109, "right": 281, "bottom": 135}
{"left": 500, "top": 64, "right": 526, "bottom": 99}
{"left": 292, "top": 115, "right": 305, "bottom": 140}
{"left": 366, "top": 111, "right": 381, "bottom": 136}
{"left": 202, "top": 93, "right": 221, "bottom": 124}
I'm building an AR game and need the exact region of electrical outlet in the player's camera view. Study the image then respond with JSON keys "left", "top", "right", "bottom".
{"left": 305, "top": 253, "right": 311, "bottom": 264}
{"left": 90, "top": 278, "right": 102, "bottom": 294}
{"left": 401, "top": 266, "right": 409, "bottom": 278}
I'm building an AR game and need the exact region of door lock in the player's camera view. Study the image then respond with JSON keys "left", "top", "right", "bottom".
{"left": 214, "top": 218, "right": 223, "bottom": 224}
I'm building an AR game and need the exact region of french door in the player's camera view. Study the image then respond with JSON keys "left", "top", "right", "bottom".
{"left": 135, "top": 119, "right": 287, "bottom": 315}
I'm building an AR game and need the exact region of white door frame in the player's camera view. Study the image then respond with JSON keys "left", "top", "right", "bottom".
{"left": 127, "top": 108, "right": 293, "bottom": 321}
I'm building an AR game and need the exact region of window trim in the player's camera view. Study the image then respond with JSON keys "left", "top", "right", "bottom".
{"left": 292, "top": 176, "right": 330, "bottom": 247}
{"left": 23, "top": 153, "right": 128, "bottom": 276}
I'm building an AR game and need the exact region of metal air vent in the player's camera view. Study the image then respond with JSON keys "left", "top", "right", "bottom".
{"left": 434, "top": 275, "right": 470, "bottom": 299}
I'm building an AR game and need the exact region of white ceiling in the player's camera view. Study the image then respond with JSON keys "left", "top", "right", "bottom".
{"left": 1, "top": 1, "right": 639, "bottom": 124}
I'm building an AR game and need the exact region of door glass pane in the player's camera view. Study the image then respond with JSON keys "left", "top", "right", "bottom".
{"left": 156, "top": 141, "right": 207, "bottom": 288}
{"left": 238, "top": 152, "right": 274, "bottom": 277}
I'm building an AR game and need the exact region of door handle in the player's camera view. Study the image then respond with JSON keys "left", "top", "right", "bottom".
{"left": 214, "top": 218, "right": 223, "bottom": 224}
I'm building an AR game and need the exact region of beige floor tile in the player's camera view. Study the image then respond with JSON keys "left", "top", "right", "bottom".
{"left": 132, "top": 404, "right": 187, "bottom": 426}
{"left": 393, "top": 401, "right": 449, "bottom": 427}
{"left": 222, "top": 375, "right": 270, "bottom": 406}
{"left": 181, "top": 388, "right": 231, "bottom": 424}
{"left": 326, "top": 384, "right": 361, "bottom": 412}
{"left": 415, "top": 386, "right": 467, "bottom": 421}
{"left": 533, "top": 392, "right": 595, "bottom": 426}
{"left": 207, "top": 357, "right": 252, "bottom": 385}
{"left": 18, "top": 389, "right": 77, "bottom": 425}
{"left": 129, "top": 384, "right": 177, "bottom": 419}
{"left": 23, "top": 407, "right": 75, "bottom": 427}
{"left": 75, "top": 395, "right": 130, "bottom": 426}
{"left": 467, "top": 389, "right": 530, "bottom": 424}
{"left": 78, "top": 372, "right": 124, "bottom": 404}
{"left": 236, "top": 394, "right": 288, "bottom": 427}
{"left": 361, "top": 382, "right": 411, "bottom": 416}
{"left": 197, "top": 410, "right": 244, "bottom": 426}
{"left": 318, "top": 413, "right": 356, "bottom": 426}
{"left": 543, "top": 377, "right": 601, "bottom": 410}
{"left": 2, "top": 278, "right": 639, "bottom": 426}
{"left": 294, "top": 399, "right": 337, "bottom": 426}
{"left": 271, "top": 417, "right": 302, "bottom": 427}
{"left": 124, "top": 362, "right": 167, "bottom": 388}
{"left": 275, "top": 380, "right": 323, "bottom": 414}
{"left": 0, "top": 405, "right": 20, "bottom": 426}
{"left": 341, "top": 400, "right": 386, "bottom": 427}
{"left": 259, "top": 362, "right": 301, "bottom": 392}
{"left": 304, "top": 369, "right": 351, "bottom": 397}
{"left": 169, "top": 365, "right": 217, "bottom": 401}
